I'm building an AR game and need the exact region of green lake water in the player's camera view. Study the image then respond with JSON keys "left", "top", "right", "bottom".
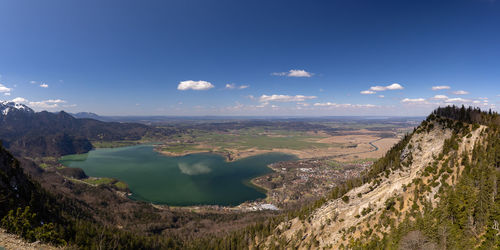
{"left": 59, "top": 145, "right": 296, "bottom": 206}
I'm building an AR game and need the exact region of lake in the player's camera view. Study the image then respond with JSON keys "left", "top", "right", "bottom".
{"left": 59, "top": 145, "right": 296, "bottom": 206}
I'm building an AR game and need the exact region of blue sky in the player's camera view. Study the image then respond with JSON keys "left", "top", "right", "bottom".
{"left": 0, "top": 0, "right": 499, "bottom": 116}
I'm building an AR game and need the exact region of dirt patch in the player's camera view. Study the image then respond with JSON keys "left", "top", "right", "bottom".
{"left": 0, "top": 229, "right": 58, "bottom": 250}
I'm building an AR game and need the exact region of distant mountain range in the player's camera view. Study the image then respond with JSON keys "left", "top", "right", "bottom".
{"left": 71, "top": 112, "right": 106, "bottom": 120}
{"left": 0, "top": 101, "right": 179, "bottom": 157}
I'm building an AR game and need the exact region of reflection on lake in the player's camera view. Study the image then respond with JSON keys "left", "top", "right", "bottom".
{"left": 178, "top": 162, "right": 212, "bottom": 175}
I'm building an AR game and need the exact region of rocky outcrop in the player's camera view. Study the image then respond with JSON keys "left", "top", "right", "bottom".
{"left": 264, "top": 119, "right": 485, "bottom": 249}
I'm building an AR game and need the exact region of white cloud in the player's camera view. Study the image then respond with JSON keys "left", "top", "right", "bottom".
{"left": 225, "top": 83, "right": 249, "bottom": 89}
{"left": 11, "top": 97, "right": 28, "bottom": 103}
{"left": 29, "top": 101, "right": 59, "bottom": 109}
{"left": 4, "top": 92, "right": 11, "bottom": 96}
{"left": 432, "top": 95, "right": 448, "bottom": 100}
{"left": 0, "top": 83, "right": 11, "bottom": 93}
{"left": 452, "top": 90, "right": 469, "bottom": 95}
{"left": 445, "top": 97, "right": 470, "bottom": 103}
{"left": 4, "top": 97, "right": 72, "bottom": 110}
{"left": 313, "top": 102, "right": 376, "bottom": 108}
{"left": 177, "top": 80, "right": 214, "bottom": 91}
{"left": 432, "top": 85, "right": 450, "bottom": 90}
{"left": 313, "top": 102, "right": 336, "bottom": 106}
{"left": 385, "top": 83, "right": 404, "bottom": 90}
{"left": 259, "top": 94, "right": 317, "bottom": 102}
{"left": 30, "top": 81, "right": 37, "bottom": 84}
{"left": 378, "top": 95, "right": 385, "bottom": 98}
{"left": 14, "top": 98, "right": 67, "bottom": 109}
{"left": 28, "top": 101, "right": 58, "bottom": 109}
{"left": 45, "top": 99, "right": 66, "bottom": 103}
{"left": 272, "top": 69, "right": 313, "bottom": 78}
{"left": 40, "top": 83, "right": 48, "bottom": 88}
{"left": 370, "top": 83, "right": 404, "bottom": 91}
{"left": 362, "top": 83, "right": 404, "bottom": 94}
{"left": 362, "top": 104, "right": 376, "bottom": 108}
{"left": 401, "top": 98, "right": 426, "bottom": 103}
{"left": 287, "top": 69, "right": 312, "bottom": 77}
{"left": 369, "top": 86, "right": 386, "bottom": 91}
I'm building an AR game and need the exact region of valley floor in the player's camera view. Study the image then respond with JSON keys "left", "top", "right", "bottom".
{"left": 155, "top": 129, "right": 403, "bottom": 162}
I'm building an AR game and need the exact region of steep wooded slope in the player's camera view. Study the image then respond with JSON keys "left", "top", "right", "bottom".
{"left": 257, "top": 107, "right": 500, "bottom": 249}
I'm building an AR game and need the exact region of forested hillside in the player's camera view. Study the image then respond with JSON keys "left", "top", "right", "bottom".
{"left": 0, "top": 101, "right": 180, "bottom": 157}
{"left": 0, "top": 141, "right": 183, "bottom": 248}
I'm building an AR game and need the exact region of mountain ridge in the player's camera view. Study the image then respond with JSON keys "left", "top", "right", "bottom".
{"left": 265, "top": 117, "right": 484, "bottom": 248}
{"left": 0, "top": 103, "right": 179, "bottom": 157}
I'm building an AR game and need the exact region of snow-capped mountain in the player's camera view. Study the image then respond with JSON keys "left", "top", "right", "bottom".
{"left": 0, "top": 101, "right": 175, "bottom": 157}
{"left": 0, "top": 101, "right": 34, "bottom": 116}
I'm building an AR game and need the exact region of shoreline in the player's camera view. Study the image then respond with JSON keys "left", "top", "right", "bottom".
{"left": 61, "top": 137, "right": 391, "bottom": 212}
{"left": 61, "top": 147, "right": 286, "bottom": 212}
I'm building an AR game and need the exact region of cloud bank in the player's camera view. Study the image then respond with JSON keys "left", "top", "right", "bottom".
{"left": 9, "top": 97, "right": 67, "bottom": 109}
{"left": 259, "top": 94, "right": 317, "bottom": 102}
{"left": 401, "top": 98, "right": 426, "bottom": 103}
{"left": 313, "top": 102, "right": 376, "bottom": 108}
